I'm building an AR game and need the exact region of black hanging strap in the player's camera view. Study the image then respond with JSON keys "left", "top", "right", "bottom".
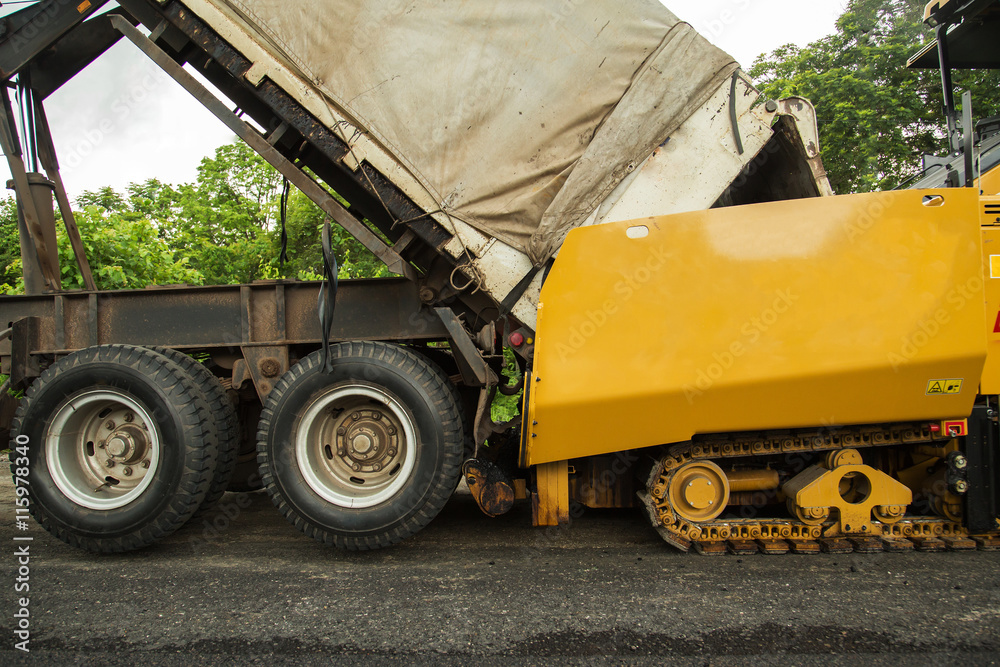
{"left": 278, "top": 178, "right": 290, "bottom": 266}
{"left": 317, "top": 219, "right": 339, "bottom": 374}
{"left": 728, "top": 71, "right": 745, "bottom": 156}
{"left": 498, "top": 256, "right": 554, "bottom": 316}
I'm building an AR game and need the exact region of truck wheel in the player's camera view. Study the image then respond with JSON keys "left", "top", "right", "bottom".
{"left": 151, "top": 347, "right": 239, "bottom": 517}
{"left": 9, "top": 345, "right": 218, "bottom": 552}
{"left": 257, "top": 342, "right": 464, "bottom": 550}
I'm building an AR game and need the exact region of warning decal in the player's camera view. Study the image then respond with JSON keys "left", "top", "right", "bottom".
{"left": 926, "top": 379, "right": 963, "bottom": 395}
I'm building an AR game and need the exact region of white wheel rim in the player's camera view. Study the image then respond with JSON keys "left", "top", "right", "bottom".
{"left": 295, "top": 384, "right": 417, "bottom": 508}
{"left": 46, "top": 389, "right": 161, "bottom": 510}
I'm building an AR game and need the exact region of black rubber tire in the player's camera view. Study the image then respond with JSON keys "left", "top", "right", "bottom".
{"left": 228, "top": 400, "right": 264, "bottom": 493}
{"left": 257, "top": 341, "right": 464, "bottom": 550}
{"left": 9, "top": 345, "right": 218, "bottom": 552}
{"left": 228, "top": 448, "right": 264, "bottom": 493}
{"left": 151, "top": 347, "right": 239, "bottom": 517}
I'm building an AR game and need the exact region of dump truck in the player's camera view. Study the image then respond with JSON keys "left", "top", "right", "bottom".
{"left": 3, "top": 0, "right": 998, "bottom": 555}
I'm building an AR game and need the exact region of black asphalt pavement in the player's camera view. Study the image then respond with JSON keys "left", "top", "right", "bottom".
{"left": 1, "top": 473, "right": 999, "bottom": 665}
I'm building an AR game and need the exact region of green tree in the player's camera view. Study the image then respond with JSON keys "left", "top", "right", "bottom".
{"left": 750, "top": 0, "right": 1000, "bottom": 193}
{"left": 76, "top": 186, "right": 128, "bottom": 212}
{"left": 160, "top": 141, "right": 280, "bottom": 284}
{"left": 1, "top": 190, "right": 201, "bottom": 293}
{"left": 125, "top": 178, "right": 180, "bottom": 223}
{"left": 160, "top": 139, "right": 390, "bottom": 284}
{"left": 265, "top": 188, "right": 393, "bottom": 280}
{"left": 58, "top": 205, "right": 203, "bottom": 290}
{"left": 0, "top": 197, "right": 21, "bottom": 292}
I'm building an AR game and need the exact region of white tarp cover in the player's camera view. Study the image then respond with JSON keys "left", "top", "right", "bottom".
{"left": 209, "top": 0, "right": 738, "bottom": 263}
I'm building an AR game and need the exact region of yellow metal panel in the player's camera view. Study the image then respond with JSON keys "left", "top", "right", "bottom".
{"left": 980, "top": 226, "right": 1000, "bottom": 393}
{"left": 525, "top": 189, "right": 986, "bottom": 466}
{"left": 532, "top": 460, "right": 569, "bottom": 526}
{"left": 979, "top": 164, "right": 1000, "bottom": 196}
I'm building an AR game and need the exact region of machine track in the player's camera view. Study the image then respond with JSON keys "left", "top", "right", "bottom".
{"left": 640, "top": 422, "right": 1000, "bottom": 555}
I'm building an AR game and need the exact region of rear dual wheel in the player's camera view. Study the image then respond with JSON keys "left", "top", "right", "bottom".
{"left": 257, "top": 342, "right": 464, "bottom": 550}
{"left": 151, "top": 346, "right": 239, "bottom": 517}
{"left": 10, "top": 345, "right": 229, "bottom": 552}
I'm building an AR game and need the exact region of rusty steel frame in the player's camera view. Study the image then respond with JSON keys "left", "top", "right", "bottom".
{"left": 0, "top": 87, "right": 61, "bottom": 293}
{"left": 0, "top": 0, "right": 111, "bottom": 80}
{"left": 32, "top": 98, "right": 97, "bottom": 291}
{"left": 0, "top": 278, "right": 447, "bottom": 373}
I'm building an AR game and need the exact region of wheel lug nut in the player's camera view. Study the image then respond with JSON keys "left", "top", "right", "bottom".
{"left": 337, "top": 446, "right": 346, "bottom": 456}
{"left": 387, "top": 448, "right": 397, "bottom": 457}
{"left": 351, "top": 462, "right": 361, "bottom": 472}
{"left": 122, "top": 467, "right": 133, "bottom": 476}
{"left": 372, "top": 463, "right": 382, "bottom": 472}
{"left": 105, "top": 459, "right": 115, "bottom": 468}
{"left": 123, "top": 413, "right": 134, "bottom": 423}
{"left": 141, "top": 460, "right": 150, "bottom": 469}
{"left": 337, "top": 427, "right": 346, "bottom": 436}
{"left": 105, "top": 420, "right": 116, "bottom": 429}
{"left": 351, "top": 412, "right": 360, "bottom": 420}
{"left": 388, "top": 427, "right": 396, "bottom": 435}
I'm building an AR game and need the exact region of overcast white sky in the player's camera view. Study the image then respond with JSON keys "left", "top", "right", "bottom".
{"left": 10, "top": 0, "right": 847, "bottom": 200}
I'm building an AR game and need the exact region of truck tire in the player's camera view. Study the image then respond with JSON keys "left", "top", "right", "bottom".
{"left": 228, "top": 446, "right": 264, "bottom": 492}
{"left": 228, "top": 401, "right": 264, "bottom": 492}
{"left": 257, "top": 342, "right": 464, "bottom": 550}
{"left": 9, "top": 345, "right": 218, "bottom": 552}
{"left": 151, "top": 347, "right": 239, "bottom": 517}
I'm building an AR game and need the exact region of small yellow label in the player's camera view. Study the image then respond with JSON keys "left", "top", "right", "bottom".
{"left": 77, "top": 1, "right": 92, "bottom": 13}
{"left": 926, "top": 379, "right": 963, "bottom": 395}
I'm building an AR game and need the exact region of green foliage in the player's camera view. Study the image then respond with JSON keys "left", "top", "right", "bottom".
{"left": 491, "top": 348, "right": 523, "bottom": 423}
{"left": 0, "top": 197, "right": 21, "bottom": 292}
{"left": 161, "top": 141, "right": 280, "bottom": 284}
{"left": 153, "top": 139, "right": 390, "bottom": 284}
{"left": 76, "top": 186, "right": 127, "bottom": 212}
{"left": 749, "top": 0, "right": 1000, "bottom": 193}
{"left": 266, "top": 188, "right": 393, "bottom": 281}
{"left": 59, "top": 205, "right": 203, "bottom": 290}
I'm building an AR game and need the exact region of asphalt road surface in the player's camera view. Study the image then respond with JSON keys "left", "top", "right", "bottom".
{"left": 1, "top": 472, "right": 999, "bottom": 666}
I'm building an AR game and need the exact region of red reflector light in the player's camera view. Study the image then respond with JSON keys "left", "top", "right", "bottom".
{"left": 509, "top": 332, "right": 524, "bottom": 347}
{"left": 929, "top": 423, "right": 941, "bottom": 432}
{"left": 943, "top": 420, "right": 967, "bottom": 436}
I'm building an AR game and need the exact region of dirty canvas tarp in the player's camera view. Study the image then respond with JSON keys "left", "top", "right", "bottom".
{"left": 208, "top": 0, "right": 737, "bottom": 263}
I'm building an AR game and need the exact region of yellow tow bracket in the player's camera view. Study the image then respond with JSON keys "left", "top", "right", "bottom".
{"left": 782, "top": 450, "right": 912, "bottom": 536}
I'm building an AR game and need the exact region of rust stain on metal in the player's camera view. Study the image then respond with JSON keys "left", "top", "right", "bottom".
{"left": 463, "top": 459, "right": 515, "bottom": 517}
